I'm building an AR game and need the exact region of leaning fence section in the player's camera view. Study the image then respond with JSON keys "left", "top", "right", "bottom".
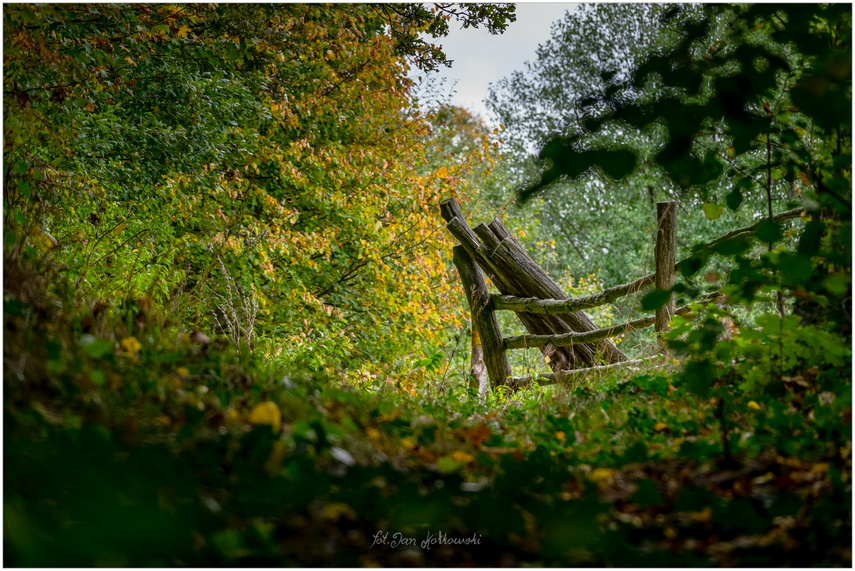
{"left": 443, "top": 197, "right": 806, "bottom": 393}
{"left": 441, "top": 197, "right": 681, "bottom": 392}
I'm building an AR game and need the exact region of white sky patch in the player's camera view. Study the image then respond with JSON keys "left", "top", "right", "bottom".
{"left": 413, "top": 3, "right": 578, "bottom": 126}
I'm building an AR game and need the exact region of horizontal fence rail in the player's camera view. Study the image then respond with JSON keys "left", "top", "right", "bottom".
{"left": 503, "top": 306, "right": 689, "bottom": 350}
{"left": 490, "top": 273, "right": 654, "bottom": 314}
{"left": 502, "top": 292, "right": 724, "bottom": 350}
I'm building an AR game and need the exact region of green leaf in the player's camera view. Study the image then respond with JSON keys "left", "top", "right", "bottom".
{"left": 640, "top": 289, "right": 672, "bottom": 311}
{"left": 754, "top": 219, "right": 783, "bottom": 243}
{"left": 725, "top": 188, "right": 743, "bottom": 211}
{"left": 17, "top": 180, "right": 31, "bottom": 197}
{"left": 631, "top": 478, "right": 664, "bottom": 508}
{"left": 47, "top": 359, "right": 67, "bottom": 373}
{"left": 711, "top": 236, "right": 750, "bottom": 256}
{"left": 683, "top": 359, "right": 715, "bottom": 398}
{"left": 680, "top": 254, "right": 707, "bottom": 278}
{"left": 596, "top": 150, "right": 637, "bottom": 180}
{"left": 623, "top": 440, "right": 648, "bottom": 463}
{"left": 80, "top": 334, "right": 113, "bottom": 359}
{"left": 436, "top": 455, "right": 462, "bottom": 473}
{"left": 702, "top": 202, "right": 723, "bottom": 220}
{"left": 824, "top": 273, "right": 850, "bottom": 296}
{"left": 91, "top": 369, "right": 106, "bottom": 386}
{"left": 154, "top": 351, "right": 184, "bottom": 363}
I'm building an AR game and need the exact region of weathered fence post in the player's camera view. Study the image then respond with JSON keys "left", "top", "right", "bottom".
{"left": 452, "top": 244, "right": 510, "bottom": 391}
{"left": 655, "top": 201, "right": 677, "bottom": 347}
{"left": 469, "top": 329, "right": 488, "bottom": 395}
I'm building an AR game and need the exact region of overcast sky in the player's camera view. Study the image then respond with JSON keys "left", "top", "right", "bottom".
{"left": 415, "top": 3, "right": 578, "bottom": 126}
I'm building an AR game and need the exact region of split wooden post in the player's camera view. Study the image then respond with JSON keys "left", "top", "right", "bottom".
{"left": 654, "top": 201, "right": 677, "bottom": 347}
{"left": 452, "top": 244, "right": 511, "bottom": 391}
{"left": 469, "top": 329, "right": 488, "bottom": 395}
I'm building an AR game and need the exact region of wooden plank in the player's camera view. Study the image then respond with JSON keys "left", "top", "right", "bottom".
{"left": 440, "top": 199, "right": 580, "bottom": 372}
{"left": 503, "top": 302, "right": 698, "bottom": 350}
{"left": 655, "top": 201, "right": 677, "bottom": 343}
{"left": 446, "top": 216, "right": 482, "bottom": 261}
{"left": 452, "top": 244, "right": 511, "bottom": 388}
{"left": 443, "top": 201, "right": 628, "bottom": 368}
{"left": 472, "top": 222, "right": 595, "bottom": 370}
{"left": 705, "top": 208, "right": 803, "bottom": 250}
{"left": 489, "top": 209, "right": 805, "bottom": 315}
{"left": 484, "top": 228, "right": 628, "bottom": 365}
{"left": 490, "top": 271, "right": 654, "bottom": 313}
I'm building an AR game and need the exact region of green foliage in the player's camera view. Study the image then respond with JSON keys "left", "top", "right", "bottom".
{"left": 5, "top": 275, "right": 851, "bottom": 566}
{"left": 519, "top": 3, "right": 851, "bottom": 370}
{"left": 489, "top": 3, "right": 790, "bottom": 291}
{"left": 4, "top": 3, "right": 512, "bottom": 380}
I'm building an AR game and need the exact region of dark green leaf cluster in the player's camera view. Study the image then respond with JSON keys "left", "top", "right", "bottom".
{"left": 372, "top": 3, "right": 517, "bottom": 72}
{"left": 522, "top": 4, "right": 851, "bottom": 199}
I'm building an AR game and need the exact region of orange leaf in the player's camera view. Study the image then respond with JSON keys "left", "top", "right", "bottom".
{"left": 465, "top": 423, "right": 491, "bottom": 448}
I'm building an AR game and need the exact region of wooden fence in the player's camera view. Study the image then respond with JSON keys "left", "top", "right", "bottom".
{"left": 441, "top": 197, "right": 803, "bottom": 393}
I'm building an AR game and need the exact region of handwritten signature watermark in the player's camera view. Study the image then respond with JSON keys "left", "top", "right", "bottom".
{"left": 371, "top": 530, "right": 482, "bottom": 550}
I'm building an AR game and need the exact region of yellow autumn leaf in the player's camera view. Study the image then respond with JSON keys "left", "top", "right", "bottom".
{"left": 653, "top": 422, "right": 668, "bottom": 432}
{"left": 177, "top": 366, "right": 190, "bottom": 377}
{"left": 177, "top": 24, "right": 191, "bottom": 38}
{"left": 121, "top": 336, "right": 141, "bottom": 355}
{"left": 366, "top": 427, "right": 381, "bottom": 440}
{"left": 689, "top": 507, "right": 712, "bottom": 522}
{"left": 248, "top": 401, "right": 281, "bottom": 432}
{"left": 319, "top": 502, "right": 357, "bottom": 522}
{"left": 555, "top": 431, "right": 566, "bottom": 443}
{"left": 435, "top": 166, "right": 448, "bottom": 179}
{"left": 747, "top": 401, "right": 762, "bottom": 410}
{"left": 450, "top": 450, "right": 474, "bottom": 463}
{"left": 590, "top": 468, "right": 615, "bottom": 483}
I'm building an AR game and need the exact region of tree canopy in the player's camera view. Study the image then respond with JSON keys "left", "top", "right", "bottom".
{"left": 4, "top": 3, "right": 512, "bottom": 381}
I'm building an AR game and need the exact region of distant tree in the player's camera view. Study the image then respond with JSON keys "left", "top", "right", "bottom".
{"left": 487, "top": 4, "right": 790, "bottom": 293}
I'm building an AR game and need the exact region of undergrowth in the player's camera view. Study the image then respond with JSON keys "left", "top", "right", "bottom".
{"left": 4, "top": 260, "right": 851, "bottom": 567}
